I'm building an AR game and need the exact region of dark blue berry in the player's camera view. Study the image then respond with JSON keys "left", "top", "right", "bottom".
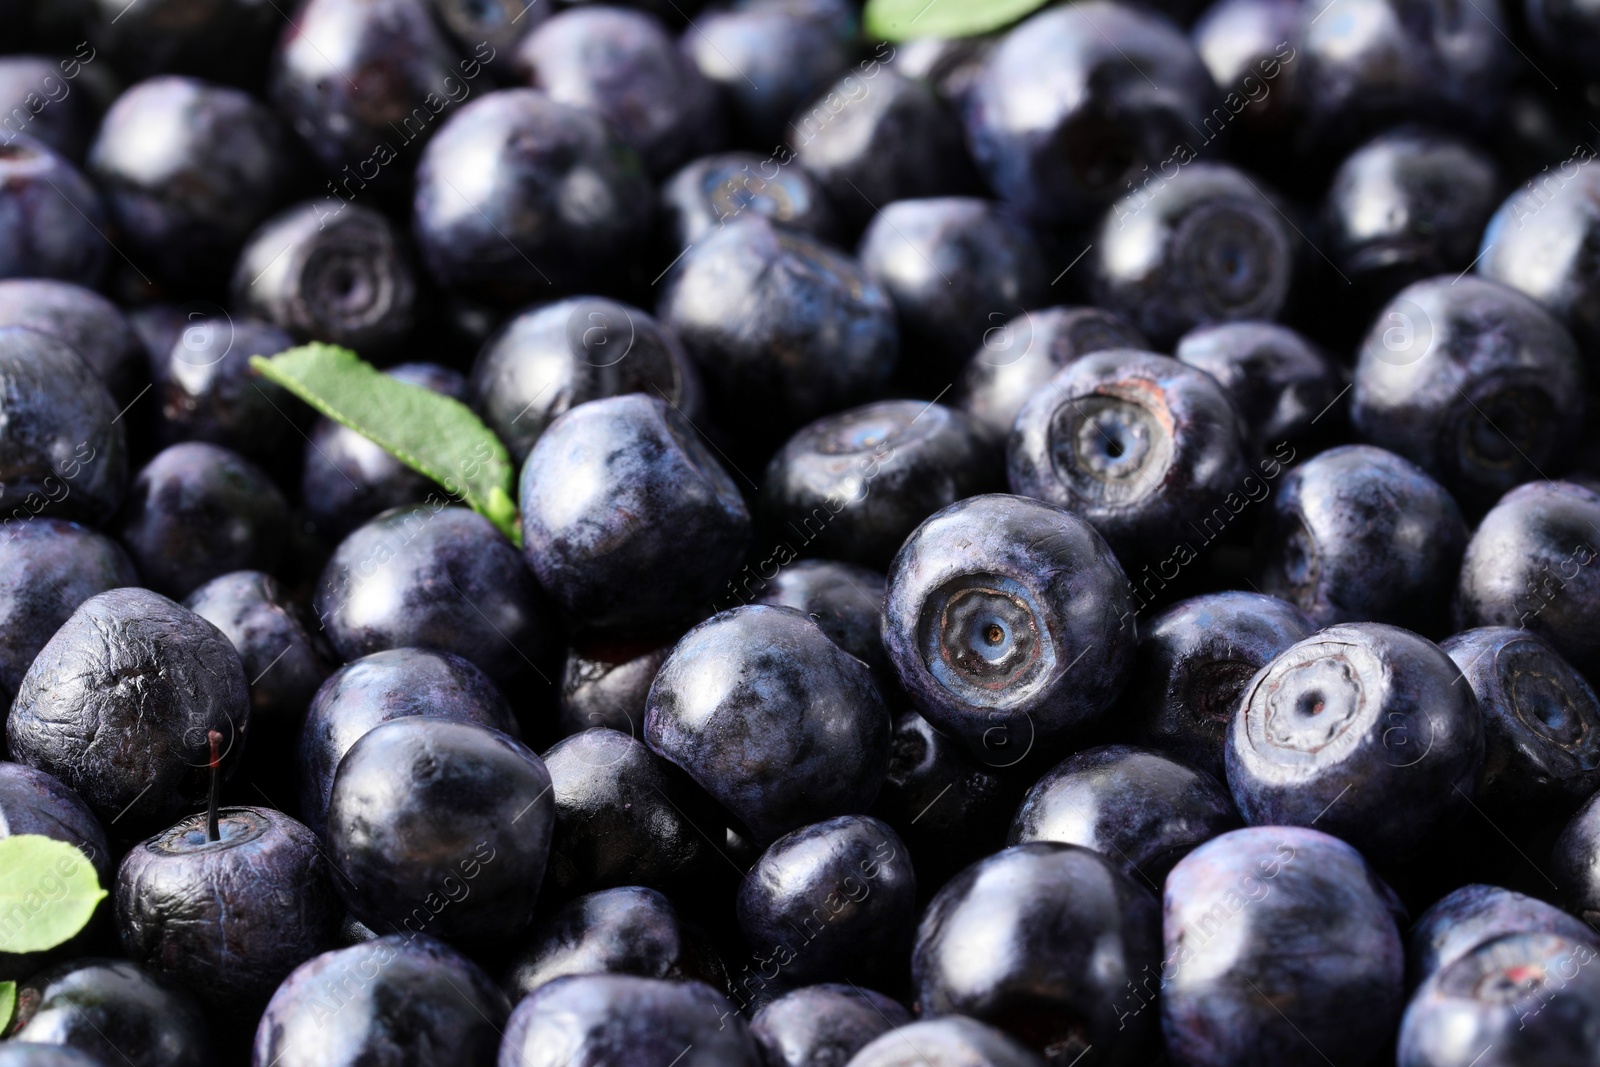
{"left": 883, "top": 494, "right": 1135, "bottom": 758}
{"left": 645, "top": 604, "right": 891, "bottom": 843}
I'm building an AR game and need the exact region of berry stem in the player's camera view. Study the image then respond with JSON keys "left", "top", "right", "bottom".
{"left": 206, "top": 729, "right": 222, "bottom": 843}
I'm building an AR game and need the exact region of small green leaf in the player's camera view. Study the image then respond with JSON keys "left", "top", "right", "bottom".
{"left": 250, "top": 344, "right": 522, "bottom": 546}
{"left": 0, "top": 981, "right": 13, "bottom": 1033}
{"left": 865, "top": 0, "right": 1048, "bottom": 40}
{"left": 0, "top": 836, "right": 107, "bottom": 954}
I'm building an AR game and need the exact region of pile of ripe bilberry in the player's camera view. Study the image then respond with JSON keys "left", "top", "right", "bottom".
{"left": 3, "top": 0, "right": 1600, "bottom": 1064}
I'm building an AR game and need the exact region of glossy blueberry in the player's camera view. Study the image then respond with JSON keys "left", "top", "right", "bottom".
{"left": 502, "top": 886, "right": 726, "bottom": 1001}
{"left": 115, "top": 805, "right": 341, "bottom": 1017}
{"left": 645, "top": 605, "right": 891, "bottom": 843}
{"left": 10, "top": 958, "right": 211, "bottom": 1067}
{"left": 661, "top": 151, "right": 837, "bottom": 248}
{"left": 1477, "top": 164, "right": 1600, "bottom": 357}
{"left": 761, "top": 401, "right": 997, "bottom": 572}
{"left": 793, "top": 72, "right": 977, "bottom": 234}
{"left": 1161, "top": 827, "right": 1404, "bottom": 1067}
{"left": 913, "top": 842, "right": 1161, "bottom": 1066}
{"left": 884, "top": 494, "right": 1135, "bottom": 758}
{"left": 88, "top": 76, "right": 293, "bottom": 288}
{"left": 684, "top": 0, "right": 857, "bottom": 145}
{"left": 1121, "top": 591, "right": 1317, "bottom": 781}
{"left": 471, "top": 297, "right": 704, "bottom": 466}
{"left": 0, "top": 279, "right": 146, "bottom": 409}
{"left": 413, "top": 88, "right": 653, "bottom": 302}
{"left": 558, "top": 0, "right": 713, "bottom": 22}
{"left": 1090, "top": 165, "right": 1295, "bottom": 348}
{"left": 857, "top": 198, "right": 1047, "bottom": 383}
{"left": 0, "top": 56, "right": 97, "bottom": 161}
{"left": 753, "top": 559, "right": 890, "bottom": 685}
{"left": 1010, "top": 745, "right": 1239, "bottom": 887}
{"left": 498, "top": 974, "right": 761, "bottom": 1067}
{"left": 0, "top": 326, "right": 126, "bottom": 527}
{"left": 0, "top": 136, "right": 108, "bottom": 285}
{"left": 1227, "top": 622, "right": 1484, "bottom": 864}
{"left": 845, "top": 1017, "right": 1046, "bottom": 1067}
{"left": 0, "top": 763, "right": 112, "bottom": 982}
{"left": 183, "top": 571, "right": 332, "bottom": 757}
{"left": 1173, "top": 321, "right": 1347, "bottom": 456}
{"left": 155, "top": 317, "right": 296, "bottom": 463}
{"left": 888, "top": 35, "right": 995, "bottom": 112}
{"left": 520, "top": 394, "right": 749, "bottom": 636}
{"left": 737, "top": 814, "right": 916, "bottom": 988}
{"left": 1455, "top": 481, "right": 1600, "bottom": 679}
{"left": 252, "top": 934, "right": 510, "bottom": 1067}
{"left": 114, "top": 442, "right": 288, "bottom": 600}
{"left": 316, "top": 504, "right": 555, "bottom": 683}
{"left": 7, "top": 587, "right": 249, "bottom": 838}
{"left": 956, "top": 306, "right": 1148, "bottom": 446}
{"left": 544, "top": 727, "right": 722, "bottom": 898}
{"left": 1008, "top": 350, "right": 1251, "bottom": 565}
{"left": 1442, "top": 628, "right": 1600, "bottom": 823}
{"left": 558, "top": 638, "right": 672, "bottom": 737}
{"left": 963, "top": 0, "right": 1217, "bottom": 228}
{"left": 232, "top": 201, "right": 418, "bottom": 356}
{"left": 88, "top": 0, "right": 280, "bottom": 86}
{"left": 1298, "top": 0, "right": 1510, "bottom": 144}
{"left": 1257, "top": 445, "right": 1467, "bottom": 635}
{"left": 1398, "top": 932, "right": 1600, "bottom": 1067}
{"left": 326, "top": 717, "right": 554, "bottom": 947}
{"left": 1353, "top": 276, "right": 1585, "bottom": 512}
{"left": 1553, "top": 788, "right": 1600, "bottom": 924}
{"left": 1191, "top": 0, "right": 1301, "bottom": 133}
{"left": 426, "top": 0, "right": 551, "bottom": 58}
{"left": 297, "top": 647, "right": 517, "bottom": 839}
{"left": 1323, "top": 129, "right": 1500, "bottom": 297}
{"left": 870, "top": 709, "right": 1019, "bottom": 892}
{"left": 0, "top": 518, "right": 137, "bottom": 704}
{"left": 1408, "top": 884, "right": 1597, "bottom": 987}
{"left": 269, "top": 0, "right": 465, "bottom": 190}
{"left": 658, "top": 218, "right": 899, "bottom": 444}
{"left": 513, "top": 6, "right": 722, "bottom": 176}
{"left": 301, "top": 363, "right": 465, "bottom": 542}
{"left": 751, "top": 984, "right": 911, "bottom": 1067}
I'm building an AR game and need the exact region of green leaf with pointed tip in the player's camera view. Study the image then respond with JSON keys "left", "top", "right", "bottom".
{"left": 0, "top": 981, "right": 13, "bottom": 1033}
{"left": 250, "top": 344, "right": 522, "bottom": 546}
{"left": 864, "top": 0, "right": 1048, "bottom": 40}
{"left": 0, "top": 836, "right": 107, "bottom": 954}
